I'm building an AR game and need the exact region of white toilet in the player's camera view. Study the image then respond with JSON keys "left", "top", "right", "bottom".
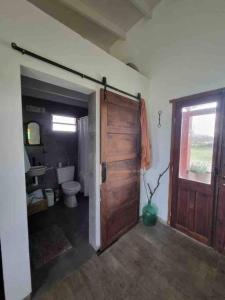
{"left": 56, "top": 166, "right": 81, "bottom": 208}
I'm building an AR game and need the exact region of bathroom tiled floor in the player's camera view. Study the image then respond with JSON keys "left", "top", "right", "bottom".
{"left": 28, "top": 194, "right": 94, "bottom": 299}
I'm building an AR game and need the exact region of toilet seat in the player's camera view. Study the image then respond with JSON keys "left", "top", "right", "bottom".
{"left": 62, "top": 181, "right": 81, "bottom": 193}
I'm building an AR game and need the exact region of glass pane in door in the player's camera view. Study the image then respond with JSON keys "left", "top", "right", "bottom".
{"left": 179, "top": 102, "right": 217, "bottom": 184}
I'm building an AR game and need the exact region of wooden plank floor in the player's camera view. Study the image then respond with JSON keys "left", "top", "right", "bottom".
{"left": 38, "top": 222, "right": 225, "bottom": 300}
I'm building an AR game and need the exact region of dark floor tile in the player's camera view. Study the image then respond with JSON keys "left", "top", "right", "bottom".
{"left": 28, "top": 194, "right": 94, "bottom": 299}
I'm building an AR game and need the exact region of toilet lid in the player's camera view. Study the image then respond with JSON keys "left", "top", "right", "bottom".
{"left": 62, "top": 181, "right": 81, "bottom": 191}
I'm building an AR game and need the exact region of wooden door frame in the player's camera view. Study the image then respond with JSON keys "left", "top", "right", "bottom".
{"left": 169, "top": 88, "right": 223, "bottom": 246}
{"left": 213, "top": 90, "right": 225, "bottom": 251}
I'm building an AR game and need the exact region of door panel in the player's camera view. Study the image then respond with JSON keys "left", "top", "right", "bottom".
{"left": 107, "top": 159, "right": 138, "bottom": 183}
{"left": 176, "top": 186, "right": 212, "bottom": 243}
{"left": 106, "top": 200, "right": 139, "bottom": 243}
{"left": 106, "top": 179, "right": 138, "bottom": 206}
{"left": 107, "top": 102, "right": 139, "bottom": 132}
{"left": 107, "top": 133, "right": 138, "bottom": 161}
{"left": 176, "top": 187, "right": 188, "bottom": 227}
{"left": 171, "top": 95, "right": 220, "bottom": 245}
{"left": 100, "top": 89, "right": 140, "bottom": 250}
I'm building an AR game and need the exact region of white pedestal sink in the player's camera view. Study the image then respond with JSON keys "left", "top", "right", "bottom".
{"left": 27, "top": 165, "right": 47, "bottom": 186}
{"left": 27, "top": 165, "right": 47, "bottom": 177}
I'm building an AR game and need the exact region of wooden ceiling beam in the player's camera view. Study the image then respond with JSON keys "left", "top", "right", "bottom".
{"left": 129, "top": 0, "right": 160, "bottom": 18}
{"left": 61, "top": 0, "right": 126, "bottom": 40}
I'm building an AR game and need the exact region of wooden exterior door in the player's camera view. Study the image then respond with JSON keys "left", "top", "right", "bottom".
{"left": 100, "top": 89, "right": 140, "bottom": 250}
{"left": 170, "top": 92, "right": 221, "bottom": 245}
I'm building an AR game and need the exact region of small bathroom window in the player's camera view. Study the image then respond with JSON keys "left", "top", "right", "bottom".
{"left": 52, "top": 114, "right": 76, "bottom": 132}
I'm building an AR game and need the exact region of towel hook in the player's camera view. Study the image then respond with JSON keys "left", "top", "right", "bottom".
{"left": 158, "top": 110, "right": 162, "bottom": 128}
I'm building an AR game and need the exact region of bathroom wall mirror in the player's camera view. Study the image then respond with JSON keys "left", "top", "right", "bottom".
{"left": 26, "top": 122, "right": 41, "bottom": 145}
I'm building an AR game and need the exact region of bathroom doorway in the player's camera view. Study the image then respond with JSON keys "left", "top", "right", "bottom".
{"left": 20, "top": 70, "right": 98, "bottom": 297}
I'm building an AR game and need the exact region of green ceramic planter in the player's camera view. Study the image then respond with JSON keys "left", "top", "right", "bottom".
{"left": 142, "top": 203, "right": 157, "bottom": 226}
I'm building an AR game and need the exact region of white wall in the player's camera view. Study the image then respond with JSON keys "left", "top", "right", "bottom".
{"left": 0, "top": 1, "right": 150, "bottom": 299}
{"left": 111, "top": 0, "right": 225, "bottom": 221}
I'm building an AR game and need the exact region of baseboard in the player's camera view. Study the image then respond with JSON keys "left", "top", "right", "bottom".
{"left": 157, "top": 216, "right": 169, "bottom": 226}
{"left": 139, "top": 214, "right": 170, "bottom": 227}
{"left": 23, "top": 293, "right": 31, "bottom": 300}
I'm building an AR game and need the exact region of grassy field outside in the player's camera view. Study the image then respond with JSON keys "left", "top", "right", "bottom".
{"left": 190, "top": 145, "right": 213, "bottom": 173}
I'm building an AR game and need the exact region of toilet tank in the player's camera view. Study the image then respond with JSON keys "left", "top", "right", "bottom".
{"left": 57, "top": 166, "right": 75, "bottom": 184}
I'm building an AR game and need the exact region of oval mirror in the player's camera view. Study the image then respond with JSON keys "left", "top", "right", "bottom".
{"left": 27, "top": 122, "right": 41, "bottom": 145}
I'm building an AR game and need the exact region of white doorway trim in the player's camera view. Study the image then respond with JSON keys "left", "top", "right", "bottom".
{"left": 20, "top": 66, "right": 101, "bottom": 295}
{"left": 21, "top": 66, "right": 101, "bottom": 251}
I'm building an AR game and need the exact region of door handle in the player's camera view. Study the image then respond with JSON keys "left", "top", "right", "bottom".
{"left": 102, "top": 162, "right": 107, "bottom": 183}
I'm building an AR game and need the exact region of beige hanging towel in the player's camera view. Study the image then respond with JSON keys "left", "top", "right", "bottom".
{"left": 140, "top": 98, "right": 152, "bottom": 170}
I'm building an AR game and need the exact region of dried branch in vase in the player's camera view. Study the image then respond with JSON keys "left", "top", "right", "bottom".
{"left": 143, "top": 163, "right": 170, "bottom": 204}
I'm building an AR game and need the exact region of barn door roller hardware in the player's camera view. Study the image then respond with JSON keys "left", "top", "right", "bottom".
{"left": 11, "top": 42, "right": 141, "bottom": 100}
{"left": 102, "top": 76, "right": 107, "bottom": 101}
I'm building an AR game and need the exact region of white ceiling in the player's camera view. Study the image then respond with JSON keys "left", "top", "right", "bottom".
{"left": 28, "top": 0, "right": 161, "bottom": 52}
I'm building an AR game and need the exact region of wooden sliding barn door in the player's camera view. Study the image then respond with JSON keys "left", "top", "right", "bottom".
{"left": 100, "top": 89, "right": 140, "bottom": 250}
